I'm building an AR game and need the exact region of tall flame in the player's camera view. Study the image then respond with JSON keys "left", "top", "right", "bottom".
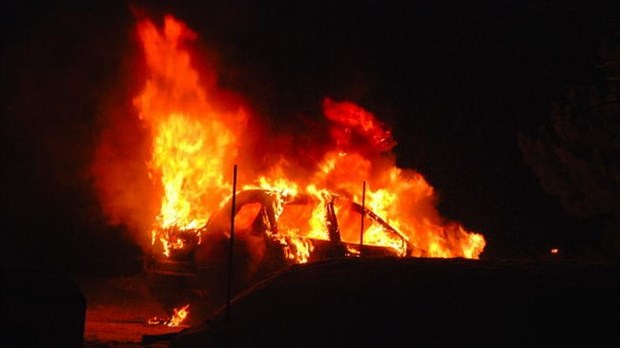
{"left": 95, "top": 14, "right": 485, "bottom": 262}
{"left": 134, "top": 16, "right": 246, "bottom": 255}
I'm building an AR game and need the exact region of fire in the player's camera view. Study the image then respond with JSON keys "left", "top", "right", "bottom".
{"left": 305, "top": 185, "right": 332, "bottom": 241}
{"left": 167, "top": 304, "right": 190, "bottom": 327}
{"left": 134, "top": 15, "right": 246, "bottom": 256}
{"left": 95, "top": 13, "right": 485, "bottom": 265}
{"left": 252, "top": 178, "right": 318, "bottom": 263}
{"left": 147, "top": 304, "right": 190, "bottom": 327}
{"left": 308, "top": 100, "right": 486, "bottom": 258}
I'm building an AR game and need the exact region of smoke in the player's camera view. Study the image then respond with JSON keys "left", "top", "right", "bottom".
{"left": 91, "top": 105, "right": 157, "bottom": 250}
{"left": 90, "top": 13, "right": 254, "bottom": 251}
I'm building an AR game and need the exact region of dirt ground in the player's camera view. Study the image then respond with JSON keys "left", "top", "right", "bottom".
{"left": 75, "top": 257, "right": 619, "bottom": 347}
{"left": 77, "top": 273, "right": 185, "bottom": 348}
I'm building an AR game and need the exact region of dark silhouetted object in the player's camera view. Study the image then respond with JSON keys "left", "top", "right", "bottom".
{"left": 518, "top": 44, "right": 620, "bottom": 258}
{"left": 170, "top": 258, "right": 620, "bottom": 348}
{"left": 1, "top": 267, "right": 86, "bottom": 347}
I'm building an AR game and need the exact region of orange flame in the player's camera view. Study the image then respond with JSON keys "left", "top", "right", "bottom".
{"left": 147, "top": 304, "right": 190, "bottom": 327}
{"left": 306, "top": 99, "right": 485, "bottom": 258}
{"left": 167, "top": 304, "right": 190, "bottom": 327}
{"left": 550, "top": 248, "right": 559, "bottom": 255}
{"left": 134, "top": 15, "right": 246, "bottom": 256}
{"left": 96, "top": 13, "right": 485, "bottom": 263}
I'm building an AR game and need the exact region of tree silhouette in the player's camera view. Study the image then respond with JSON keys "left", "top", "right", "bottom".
{"left": 518, "top": 43, "right": 620, "bottom": 258}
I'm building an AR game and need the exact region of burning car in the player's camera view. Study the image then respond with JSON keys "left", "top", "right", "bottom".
{"left": 144, "top": 188, "right": 417, "bottom": 312}
{"left": 89, "top": 14, "right": 486, "bottom": 327}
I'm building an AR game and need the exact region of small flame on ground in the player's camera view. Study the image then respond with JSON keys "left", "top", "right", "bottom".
{"left": 147, "top": 304, "right": 190, "bottom": 327}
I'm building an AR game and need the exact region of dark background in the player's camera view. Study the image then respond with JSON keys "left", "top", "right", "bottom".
{"left": 2, "top": 0, "right": 618, "bottom": 276}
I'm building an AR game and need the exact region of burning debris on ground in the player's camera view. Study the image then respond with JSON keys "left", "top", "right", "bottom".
{"left": 147, "top": 304, "right": 190, "bottom": 328}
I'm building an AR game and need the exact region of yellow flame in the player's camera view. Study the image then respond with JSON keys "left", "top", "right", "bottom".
{"left": 135, "top": 16, "right": 245, "bottom": 255}
{"left": 130, "top": 15, "right": 485, "bottom": 261}
{"left": 167, "top": 304, "right": 190, "bottom": 327}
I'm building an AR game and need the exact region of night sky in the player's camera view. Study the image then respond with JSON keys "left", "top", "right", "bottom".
{"left": 2, "top": 0, "right": 618, "bottom": 275}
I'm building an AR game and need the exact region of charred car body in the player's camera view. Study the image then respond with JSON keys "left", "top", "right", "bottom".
{"left": 144, "top": 188, "right": 417, "bottom": 312}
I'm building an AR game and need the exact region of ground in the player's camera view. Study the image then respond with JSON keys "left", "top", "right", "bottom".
{"left": 73, "top": 257, "right": 619, "bottom": 348}
{"left": 77, "top": 274, "right": 184, "bottom": 348}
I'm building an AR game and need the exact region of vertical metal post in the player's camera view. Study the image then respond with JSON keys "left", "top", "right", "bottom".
{"left": 360, "top": 181, "right": 366, "bottom": 256}
{"left": 226, "top": 164, "right": 238, "bottom": 322}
